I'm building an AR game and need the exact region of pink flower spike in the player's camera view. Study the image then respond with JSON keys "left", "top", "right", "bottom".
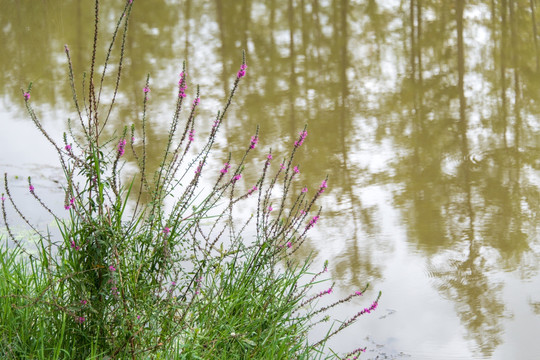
{"left": 109, "top": 265, "right": 116, "bottom": 272}
{"left": 77, "top": 316, "right": 85, "bottom": 324}
{"left": 143, "top": 86, "right": 150, "bottom": 93}
{"left": 117, "top": 139, "right": 127, "bottom": 157}
{"left": 65, "top": 144, "right": 72, "bottom": 151}
{"left": 29, "top": 185, "right": 35, "bottom": 193}
{"left": 301, "top": 187, "right": 308, "bottom": 193}
{"left": 280, "top": 163, "right": 285, "bottom": 170}
{"left": 250, "top": 135, "right": 258, "bottom": 149}
{"left": 80, "top": 299, "right": 88, "bottom": 305}
{"left": 268, "top": 206, "right": 273, "bottom": 212}
{"left": 306, "top": 215, "right": 320, "bottom": 230}
{"left": 233, "top": 174, "right": 242, "bottom": 182}
{"left": 65, "top": 205, "right": 71, "bottom": 210}
{"left": 319, "top": 179, "right": 328, "bottom": 192}
{"left": 23, "top": 92, "right": 31, "bottom": 101}
{"left": 294, "top": 130, "right": 308, "bottom": 147}
{"left": 355, "top": 291, "right": 363, "bottom": 296}
{"left": 326, "top": 287, "right": 333, "bottom": 294}
{"left": 193, "top": 97, "right": 200, "bottom": 106}
{"left": 286, "top": 242, "right": 292, "bottom": 248}
{"left": 267, "top": 153, "right": 273, "bottom": 160}
{"left": 220, "top": 162, "right": 231, "bottom": 174}
{"left": 293, "top": 166, "right": 299, "bottom": 174}
{"left": 189, "top": 130, "right": 195, "bottom": 142}
{"left": 163, "top": 227, "right": 171, "bottom": 234}
{"left": 1, "top": 196, "right": 5, "bottom": 202}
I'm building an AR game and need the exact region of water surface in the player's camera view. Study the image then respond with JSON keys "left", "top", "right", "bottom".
{"left": 1, "top": 1, "right": 539, "bottom": 358}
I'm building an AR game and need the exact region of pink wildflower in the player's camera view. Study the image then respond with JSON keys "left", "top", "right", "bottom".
{"left": 220, "top": 162, "right": 231, "bottom": 174}
{"left": 237, "top": 63, "right": 247, "bottom": 78}
{"left": 301, "top": 187, "right": 308, "bottom": 193}
{"left": 280, "top": 163, "right": 286, "bottom": 170}
{"left": 293, "top": 166, "right": 299, "bottom": 174}
{"left": 294, "top": 130, "right": 308, "bottom": 147}
{"left": 163, "top": 227, "right": 171, "bottom": 234}
{"left": 117, "top": 139, "right": 127, "bottom": 157}
{"left": 178, "top": 72, "right": 187, "bottom": 98}
{"left": 76, "top": 316, "right": 85, "bottom": 324}
{"left": 194, "top": 162, "right": 203, "bottom": 174}
{"left": 355, "top": 291, "right": 363, "bottom": 296}
{"left": 250, "top": 135, "right": 258, "bottom": 149}
{"left": 189, "top": 130, "right": 195, "bottom": 142}
{"left": 267, "top": 153, "right": 273, "bottom": 160}
{"left": 286, "top": 242, "right": 292, "bottom": 248}
{"left": 306, "top": 215, "right": 320, "bottom": 230}
{"left": 109, "top": 265, "right": 116, "bottom": 272}
{"left": 143, "top": 86, "right": 150, "bottom": 93}
{"left": 29, "top": 185, "right": 35, "bottom": 193}
{"left": 65, "top": 144, "right": 72, "bottom": 151}
{"left": 193, "top": 97, "right": 200, "bottom": 106}
{"left": 319, "top": 180, "right": 328, "bottom": 193}
{"left": 23, "top": 92, "right": 31, "bottom": 101}
{"left": 268, "top": 206, "right": 273, "bottom": 212}
{"left": 80, "top": 299, "right": 88, "bottom": 305}
{"left": 233, "top": 174, "right": 242, "bottom": 182}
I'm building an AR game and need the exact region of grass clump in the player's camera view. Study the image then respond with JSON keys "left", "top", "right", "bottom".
{"left": 0, "top": 1, "right": 380, "bottom": 359}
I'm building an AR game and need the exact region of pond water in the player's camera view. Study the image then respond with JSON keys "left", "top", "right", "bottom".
{"left": 1, "top": 1, "right": 539, "bottom": 359}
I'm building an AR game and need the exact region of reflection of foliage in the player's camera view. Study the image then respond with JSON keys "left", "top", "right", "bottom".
{"left": 427, "top": 245, "right": 507, "bottom": 358}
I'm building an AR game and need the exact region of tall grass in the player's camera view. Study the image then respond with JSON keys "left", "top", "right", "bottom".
{"left": 0, "top": 1, "right": 380, "bottom": 359}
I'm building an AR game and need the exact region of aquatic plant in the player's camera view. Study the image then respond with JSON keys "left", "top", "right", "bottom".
{"left": 0, "top": 1, "right": 380, "bottom": 358}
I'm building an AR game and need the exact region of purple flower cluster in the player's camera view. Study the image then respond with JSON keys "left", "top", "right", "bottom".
{"left": 70, "top": 240, "right": 80, "bottom": 251}
{"left": 250, "top": 135, "right": 258, "bottom": 149}
{"left": 23, "top": 92, "right": 31, "bottom": 101}
{"left": 319, "top": 179, "right": 328, "bottom": 193}
{"left": 306, "top": 215, "right": 320, "bottom": 230}
{"left": 237, "top": 63, "right": 247, "bottom": 78}
{"left": 143, "top": 86, "right": 150, "bottom": 94}
{"left": 248, "top": 185, "right": 258, "bottom": 196}
{"left": 178, "top": 72, "right": 187, "bottom": 98}
{"left": 220, "top": 162, "right": 231, "bottom": 174}
{"left": 117, "top": 139, "right": 127, "bottom": 157}
{"left": 65, "top": 197, "right": 75, "bottom": 210}
{"left": 232, "top": 173, "right": 242, "bottom": 182}
{"left": 294, "top": 130, "right": 308, "bottom": 147}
